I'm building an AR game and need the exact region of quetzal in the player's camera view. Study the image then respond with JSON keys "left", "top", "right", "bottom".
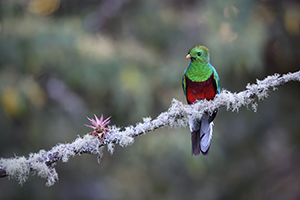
{"left": 182, "top": 45, "right": 220, "bottom": 156}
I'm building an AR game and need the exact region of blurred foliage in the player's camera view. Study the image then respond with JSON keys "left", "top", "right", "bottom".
{"left": 0, "top": 0, "right": 300, "bottom": 199}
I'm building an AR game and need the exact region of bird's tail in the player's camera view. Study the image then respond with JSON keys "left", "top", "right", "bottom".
{"left": 189, "top": 115, "right": 213, "bottom": 156}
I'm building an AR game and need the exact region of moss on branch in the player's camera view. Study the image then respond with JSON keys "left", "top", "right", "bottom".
{"left": 0, "top": 70, "right": 299, "bottom": 186}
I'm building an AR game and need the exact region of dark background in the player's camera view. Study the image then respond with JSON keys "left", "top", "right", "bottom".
{"left": 0, "top": 0, "right": 300, "bottom": 199}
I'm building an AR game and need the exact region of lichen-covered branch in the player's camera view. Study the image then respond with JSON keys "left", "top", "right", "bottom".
{"left": 0, "top": 70, "right": 299, "bottom": 186}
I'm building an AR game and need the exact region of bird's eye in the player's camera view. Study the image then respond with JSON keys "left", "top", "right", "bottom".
{"left": 197, "top": 52, "right": 201, "bottom": 56}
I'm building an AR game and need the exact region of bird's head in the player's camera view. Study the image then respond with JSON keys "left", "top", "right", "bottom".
{"left": 186, "top": 45, "right": 210, "bottom": 63}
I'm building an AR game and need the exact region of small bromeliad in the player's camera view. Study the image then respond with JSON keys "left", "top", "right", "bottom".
{"left": 85, "top": 114, "right": 111, "bottom": 139}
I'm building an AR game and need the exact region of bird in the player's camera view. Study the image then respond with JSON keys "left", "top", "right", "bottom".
{"left": 182, "top": 45, "right": 220, "bottom": 156}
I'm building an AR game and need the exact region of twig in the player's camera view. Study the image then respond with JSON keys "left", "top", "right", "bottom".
{"left": 0, "top": 70, "right": 299, "bottom": 186}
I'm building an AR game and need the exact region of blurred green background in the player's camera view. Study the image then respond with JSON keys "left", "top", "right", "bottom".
{"left": 1, "top": 0, "right": 300, "bottom": 199}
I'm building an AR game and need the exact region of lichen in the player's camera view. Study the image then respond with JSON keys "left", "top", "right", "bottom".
{"left": 0, "top": 156, "right": 29, "bottom": 185}
{"left": 107, "top": 143, "right": 115, "bottom": 155}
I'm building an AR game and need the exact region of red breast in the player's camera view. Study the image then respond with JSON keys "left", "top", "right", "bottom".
{"left": 185, "top": 74, "right": 216, "bottom": 104}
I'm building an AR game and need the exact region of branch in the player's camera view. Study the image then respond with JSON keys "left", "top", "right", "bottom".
{"left": 0, "top": 70, "right": 299, "bottom": 186}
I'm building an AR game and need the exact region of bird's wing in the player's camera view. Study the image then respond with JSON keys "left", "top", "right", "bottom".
{"left": 212, "top": 67, "right": 220, "bottom": 94}
{"left": 182, "top": 73, "right": 187, "bottom": 97}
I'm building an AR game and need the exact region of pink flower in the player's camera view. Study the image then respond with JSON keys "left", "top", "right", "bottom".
{"left": 85, "top": 114, "right": 111, "bottom": 139}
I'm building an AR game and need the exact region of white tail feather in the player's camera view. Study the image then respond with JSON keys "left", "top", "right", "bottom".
{"left": 200, "top": 115, "right": 213, "bottom": 153}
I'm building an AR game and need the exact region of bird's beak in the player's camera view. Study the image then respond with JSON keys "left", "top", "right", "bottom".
{"left": 186, "top": 54, "right": 191, "bottom": 59}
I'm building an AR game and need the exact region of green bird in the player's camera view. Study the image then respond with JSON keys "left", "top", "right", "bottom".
{"left": 182, "top": 45, "right": 220, "bottom": 156}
